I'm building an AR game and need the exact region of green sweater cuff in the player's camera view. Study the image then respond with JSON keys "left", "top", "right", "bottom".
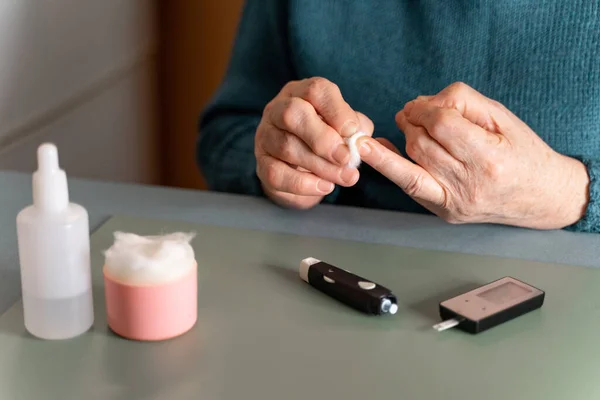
{"left": 565, "top": 156, "right": 600, "bottom": 233}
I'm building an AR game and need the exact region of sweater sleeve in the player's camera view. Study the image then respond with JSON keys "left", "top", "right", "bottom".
{"left": 565, "top": 155, "right": 600, "bottom": 233}
{"left": 196, "top": 0, "right": 342, "bottom": 203}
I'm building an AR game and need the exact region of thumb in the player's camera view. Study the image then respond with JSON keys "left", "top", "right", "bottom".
{"left": 356, "top": 111, "right": 374, "bottom": 136}
{"left": 357, "top": 136, "right": 445, "bottom": 205}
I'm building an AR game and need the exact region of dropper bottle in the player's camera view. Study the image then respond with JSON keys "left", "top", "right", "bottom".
{"left": 16, "top": 143, "right": 94, "bottom": 339}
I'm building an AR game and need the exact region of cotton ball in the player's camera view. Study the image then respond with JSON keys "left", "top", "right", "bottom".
{"left": 345, "top": 131, "right": 368, "bottom": 168}
{"left": 103, "top": 231, "right": 196, "bottom": 286}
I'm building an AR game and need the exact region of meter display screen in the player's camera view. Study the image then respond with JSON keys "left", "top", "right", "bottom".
{"left": 477, "top": 281, "right": 531, "bottom": 305}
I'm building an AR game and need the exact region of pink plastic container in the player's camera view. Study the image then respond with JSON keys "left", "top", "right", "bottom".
{"left": 103, "top": 262, "right": 197, "bottom": 341}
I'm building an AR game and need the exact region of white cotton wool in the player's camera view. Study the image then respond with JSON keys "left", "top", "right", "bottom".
{"left": 103, "top": 231, "right": 196, "bottom": 286}
{"left": 345, "top": 131, "right": 368, "bottom": 169}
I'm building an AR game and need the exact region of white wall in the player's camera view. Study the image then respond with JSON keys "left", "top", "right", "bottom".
{"left": 0, "top": 0, "right": 160, "bottom": 184}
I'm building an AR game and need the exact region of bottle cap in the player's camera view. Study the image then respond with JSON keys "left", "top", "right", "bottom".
{"left": 32, "top": 143, "right": 69, "bottom": 212}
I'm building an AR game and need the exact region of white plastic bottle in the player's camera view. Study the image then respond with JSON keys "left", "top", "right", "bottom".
{"left": 16, "top": 143, "right": 94, "bottom": 339}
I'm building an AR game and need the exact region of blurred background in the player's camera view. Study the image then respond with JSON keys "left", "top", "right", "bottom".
{"left": 0, "top": 0, "right": 245, "bottom": 190}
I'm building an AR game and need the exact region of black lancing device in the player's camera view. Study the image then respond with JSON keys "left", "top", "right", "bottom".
{"left": 299, "top": 257, "right": 398, "bottom": 315}
{"left": 434, "top": 276, "right": 545, "bottom": 334}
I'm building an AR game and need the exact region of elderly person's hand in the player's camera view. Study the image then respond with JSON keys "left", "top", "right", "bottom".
{"left": 255, "top": 77, "right": 374, "bottom": 209}
{"left": 358, "top": 82, "right": 590, "bottom": 229}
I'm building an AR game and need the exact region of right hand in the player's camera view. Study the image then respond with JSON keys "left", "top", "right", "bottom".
{"left": 255, "top": 77, "right": 374, "bottom": 209}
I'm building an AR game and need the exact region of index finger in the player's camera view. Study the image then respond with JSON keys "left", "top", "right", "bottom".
{"left": 267, "top": 97, "right": 350, "bottom": 165}
{"left": 286, "top": 77, "right": 360, "bottom": 138}
{"left": 400, "top": 103, "right": 497, "bottom": 161}
{"left": 419, "top": 82, "right": 514, "bottom": 131}
{"left": 356, "top": 136, "right": 445, "bottom": 205}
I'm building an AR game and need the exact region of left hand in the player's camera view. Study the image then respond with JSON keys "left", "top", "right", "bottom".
{"left": 357, "top": 82, "right": 590, "bottom": 229}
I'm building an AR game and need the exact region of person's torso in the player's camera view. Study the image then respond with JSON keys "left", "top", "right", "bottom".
{"left": 285, "top": 0, "right": 600, "bottom": 212}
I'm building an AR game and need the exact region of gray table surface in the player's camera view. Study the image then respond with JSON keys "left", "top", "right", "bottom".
{"left": 2, "top": 169, "right": 600, "bottom": 318}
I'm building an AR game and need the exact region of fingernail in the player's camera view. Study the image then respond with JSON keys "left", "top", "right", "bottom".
{"left": 340, "top": 167, "right": 358, "bottom": 184}
{"left": 359, "top": 140, "right": 371, "bottom": 156}
{"left": 341, "top": 120, "right": 358, "bottom": 137}
{"left": 317, "top": 180, "right": 334, "bottom": 193}
{"left": 333, "top": 144, "right": 349, "bottom": 164}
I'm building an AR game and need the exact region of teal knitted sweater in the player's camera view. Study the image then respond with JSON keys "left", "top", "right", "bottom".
{"left": 197, "top": 0, "right": 600, "bottom": 232}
